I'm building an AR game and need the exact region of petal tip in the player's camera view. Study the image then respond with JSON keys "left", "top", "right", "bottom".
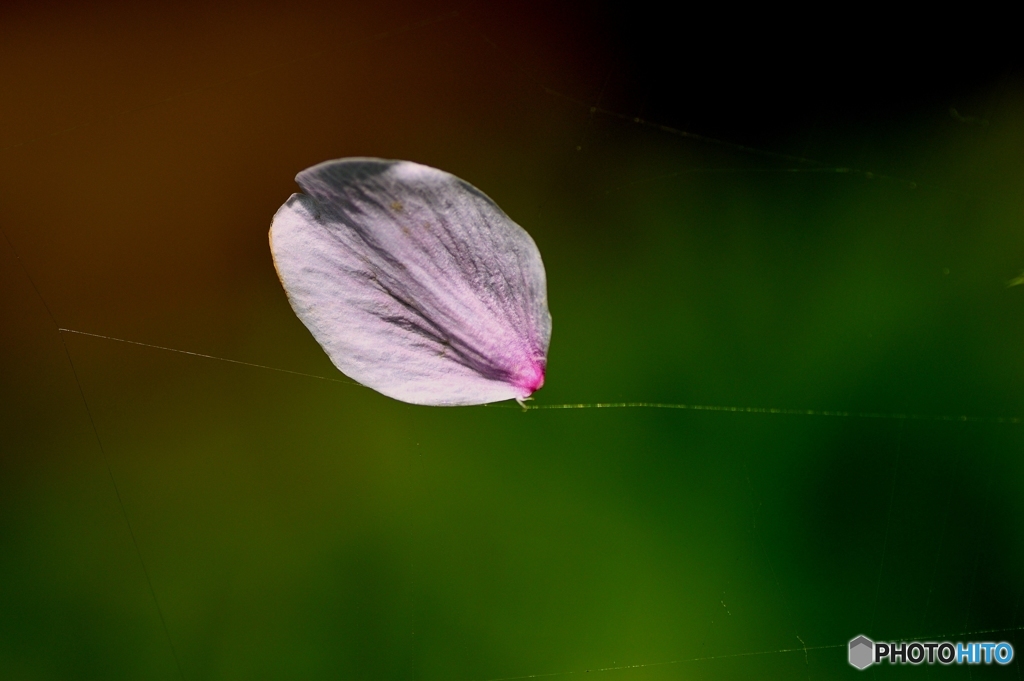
{"left": 515, "top": 361, "right": 545, "bottom": 397}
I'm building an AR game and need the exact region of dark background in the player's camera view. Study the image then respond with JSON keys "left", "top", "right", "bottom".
{"left": 2, "top": 2, "right": 1023, "bottom": 678}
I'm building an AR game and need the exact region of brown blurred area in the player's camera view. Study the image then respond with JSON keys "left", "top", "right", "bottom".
{"left": 0, "top": 0, "right": 590, "bottom": 338}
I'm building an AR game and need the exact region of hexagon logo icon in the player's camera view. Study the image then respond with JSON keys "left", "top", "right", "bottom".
{"left": 849, "top": 635, "right": 874, "bottom": 670}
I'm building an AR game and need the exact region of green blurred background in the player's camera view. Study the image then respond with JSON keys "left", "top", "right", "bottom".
{"left": 2, "top": 2, "right": 1024, "bottom": 678}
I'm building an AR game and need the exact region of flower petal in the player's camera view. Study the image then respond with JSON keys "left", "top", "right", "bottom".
{"left": 269, "top": 158, "right": 551, "bottom": 406}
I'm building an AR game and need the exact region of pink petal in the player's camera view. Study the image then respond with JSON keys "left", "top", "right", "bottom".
{"left": 270, "top": 158, "right": 551, "bottom": 406}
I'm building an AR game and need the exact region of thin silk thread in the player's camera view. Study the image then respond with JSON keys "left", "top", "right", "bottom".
{"left": 61, "top": 328, "right": 1023, "bottom": 425}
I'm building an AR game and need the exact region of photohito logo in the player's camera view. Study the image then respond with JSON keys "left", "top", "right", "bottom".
{"left": 849, "top": 635, "right": 1014, "bottom": 669}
